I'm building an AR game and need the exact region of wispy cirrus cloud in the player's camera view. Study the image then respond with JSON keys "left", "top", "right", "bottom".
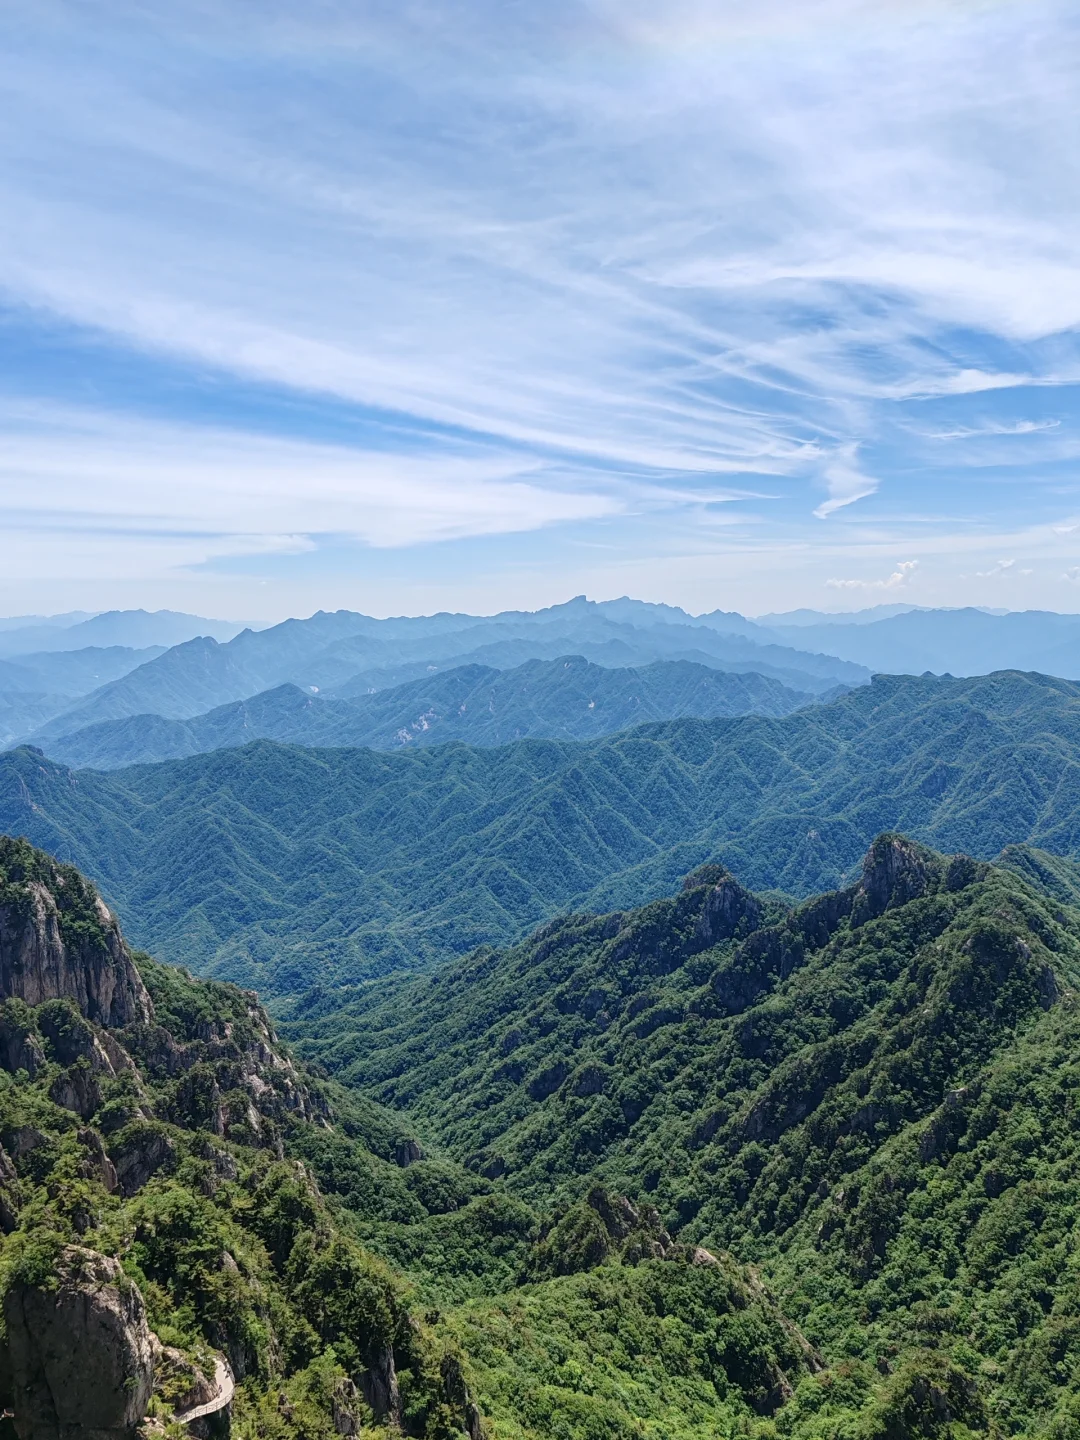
{"left": 923, "top": 419, "right": 1062, "bottom": 440}
{"left": 0, "top": 401, "right": 622, "bottom": 560}
{"left": 814, "top": 445, "right": 879, "bottom": 519}
{"left": 0, "top": 0, "right": 1078, "bottom": 612}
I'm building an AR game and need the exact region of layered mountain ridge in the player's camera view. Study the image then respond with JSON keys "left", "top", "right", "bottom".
{"left": 0, "top": 834, "right": 940, "bottom": 1440}
{"left": 39, "top": 656, "right": 824, "bottom": 770}
{"left": 9, "top": 600, "right": 1080, "bottom": 777}
{"left": 3, "top": 669, "right": 1080, "bottom": 990}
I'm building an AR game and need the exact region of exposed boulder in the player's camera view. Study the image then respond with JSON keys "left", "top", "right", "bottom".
{"left": 152, "top": 1343, "right": 217, "bottom": 1415}
{"left": 331, "top": 1377, "right": 362, "bottom": 1436}
{"left": 3, "top": 1244, "right": 155, "bottom": 1439}
{"left": 77, "top": 1129, "right": 118, "bottom": 1194}
{"left": 440, "top": 1356, "right": 483, "bottom": 1440}
{"left": 158, "top": 1348, "right": 233, "bottom": 1437}
{"left": 359, "top": 1344, "right": 402, "bottom": 1429}
{"left": 395, "top": 1137, "right": 424, "bottom": 1167}
{"left": 4, "top": 1127, "right": 49, "bottom": 1166}
{"left": 0, "top": 1144, "right": 21, "bottom": 1232}
{"left": 48, "top": 1063, "right": 103, "bottom": 1121}
{"left": 692, "top": 870, "right": 763, "bottom": 946}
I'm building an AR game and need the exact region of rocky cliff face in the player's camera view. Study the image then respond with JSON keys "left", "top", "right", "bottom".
{"left": 0, "top": 839, "right": 327, "bottom": 1438}
{"left": 0, "top": 838, "right": 152, "bottom": 1029}
{"left": 0, "top": 837, "right": 487, "bottom": 1440}
{"left": 3, "top": 1245, "right": 155, "bottom": 1440}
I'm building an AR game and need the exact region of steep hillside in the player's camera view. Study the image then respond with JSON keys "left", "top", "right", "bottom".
{"left": 998, "top": 843, "right": 1080, "bottom": 907}
{"left": 0, "top": 837, "right": 846, "bottom": 1440}
{"left": 3, "top": 671, "right": 1080, "bottom": 990}
{"left": 10, "top": 830, "right": 1080, "bottom": 1435}
{"left": 39, "top": 657, "right": 819, "bottom": 769}
{"left": 288, "top": 835, "right": 1080, "bottom": 1436}
{"left": 0, "top": 835, "right": 485, "bottom": 1440}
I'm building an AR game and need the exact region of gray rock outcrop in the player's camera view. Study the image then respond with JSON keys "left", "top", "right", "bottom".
{"left": 3, "top": 1245, "right": 155, "bottom": 1439}
{"left": 693, "top": 872, "right": 763, "bottom": 946}
{"left": 0, "top": 1144, "right": 20, "bottom": 1232}
{"left": 359, "top": 1344, "right": 402, "bottom": 1429}
{"left": 851, "top": 834, "right": 939, "bottom": 924}
{"left": 0, "top": 867, "right": 152, "bottom": 1029}
{"left": 110, "top": 1123, "right": 176, "bottom": 1197}
{"left": 0, "top": 1002, "right": 46, "bottom": 1077}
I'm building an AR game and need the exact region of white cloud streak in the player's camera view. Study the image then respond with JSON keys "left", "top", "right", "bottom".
{"left": 826, "top": 559, "right": 919, "bottom": 590}
{"left": 0, "top": 0, "right": 1077, "bottom": 605}
{"left": 814, "top": 445, "right": 879, "bottom": 519}
{"left": 971, "top": 557, "right": 1033, "bottom": 578}
{"left": 1, "top": 4, "right": 1077, "bottom": 449}
{"left": 0, "top": 402, "right": 623, "bottom": 568}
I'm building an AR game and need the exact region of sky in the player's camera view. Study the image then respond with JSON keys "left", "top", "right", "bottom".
{"left": 2, "top": 0, "right": 1080, "bottom": 621}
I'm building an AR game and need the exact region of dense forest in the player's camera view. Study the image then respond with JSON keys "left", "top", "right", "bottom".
{"left": 5, "top": 830, "right": 1080, "bottom": 1436}
{"left": 38, "top": 657, "right": 822, "bottom": 771}
{"left": 4, "top": 669, "right": 1080, "bottom": 992}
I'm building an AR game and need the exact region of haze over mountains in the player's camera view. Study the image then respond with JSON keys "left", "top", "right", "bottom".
{"left": 764, "top": 606, "right": 1080, "bottom": 678}
{"left": 5, "top": 598, "right": 1080, "bottom": 770}
{"left": 0, "top": 606, "right": 248, "bottom": 656}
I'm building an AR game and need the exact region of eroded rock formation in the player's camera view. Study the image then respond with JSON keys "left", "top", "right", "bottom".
{"left": 3, "top": 1245, "right": 155, "bottom": 1440}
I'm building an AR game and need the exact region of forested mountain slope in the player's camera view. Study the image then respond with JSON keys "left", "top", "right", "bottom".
{"left": 40, "top": 656, "right": 819, "bottom": 769}
{"left": 2, "top": 670, "right": 1080, "bottom": 991}
{"left": 0, "top": 836, "right": 911, "bottom": 1440}
{"left": 0, "top": 837, "right": 490, "bottom": 1440}
{"left": 287, "top": 834, "right": 1080, "bottom": 1436}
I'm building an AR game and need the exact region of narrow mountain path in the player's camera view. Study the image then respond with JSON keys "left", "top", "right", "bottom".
{"left": 174, "top": 1357, "right": 234, "bottom": 1426}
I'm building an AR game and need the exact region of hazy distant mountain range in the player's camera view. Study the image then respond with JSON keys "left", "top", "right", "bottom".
{"left": 0, "top": 606, "right": 248, "bottom": 656}
{"left": 4, "top": 598, "right": 1080, "bottom": 767}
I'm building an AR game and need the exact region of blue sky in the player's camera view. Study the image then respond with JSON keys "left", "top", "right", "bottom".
{"left": 2, "top": 0, "right": 1080, "bottom": 619}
